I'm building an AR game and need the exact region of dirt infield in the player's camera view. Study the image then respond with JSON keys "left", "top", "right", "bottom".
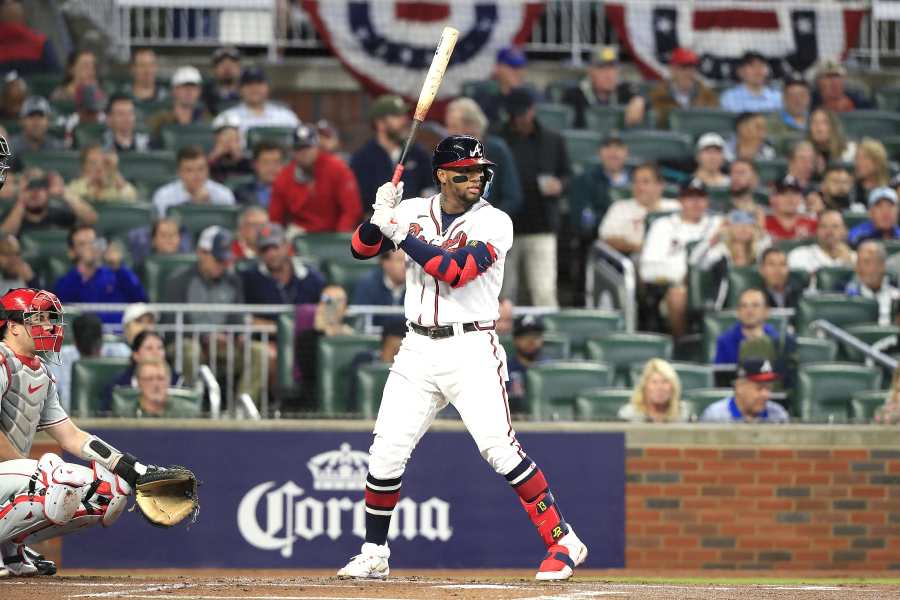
{"left": 3, "top": 571, "right": 900, "bottom": 600}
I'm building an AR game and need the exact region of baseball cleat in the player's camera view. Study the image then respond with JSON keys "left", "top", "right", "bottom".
{"left": 2, "top": 542, "right": 39, "bottom": 577}
{"left": 535, "top": 527, "right": 588, "bottom": 581}
{"left": 24, "top": 546, "right": 57, "bottom": 576}
{"left": 0, "top": 566, "right": 8, "bottom": 578}
{"left": 337, "top": 542, "right": 390, "bottom": 580}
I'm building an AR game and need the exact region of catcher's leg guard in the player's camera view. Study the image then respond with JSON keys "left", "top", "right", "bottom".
{"left": 89, "top": 462, "right": 131, "bottom": 527}
{"left": 39, "top": 454, "right": 93, "bottom": 526}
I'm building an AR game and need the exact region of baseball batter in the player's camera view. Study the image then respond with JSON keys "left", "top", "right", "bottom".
{"left": 338, "top": 135, "right": 587, "bottom": 581}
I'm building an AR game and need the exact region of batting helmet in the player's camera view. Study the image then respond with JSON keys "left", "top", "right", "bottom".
{"left": 432, "top": 135, "right": 495, "bottom": 186}
{"left": 0, "top": 135, "right": 10, "bottom": 192}
{"left": 0, "top": 288, "right": 65, "bottom": 353}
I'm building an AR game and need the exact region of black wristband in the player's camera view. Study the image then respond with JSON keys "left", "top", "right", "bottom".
{"left": 113, "top": 452, "right": 140, "bottom": 487}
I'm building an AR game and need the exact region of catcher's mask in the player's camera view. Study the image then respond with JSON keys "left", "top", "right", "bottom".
{"left": 432, "top": 134, "right": 495, "bottom": 195}
{"left": 0, "top": 288, "right": 65, "bottom": 358}
{"left": 0, "top": 135, "right": 10, "bottom": 192}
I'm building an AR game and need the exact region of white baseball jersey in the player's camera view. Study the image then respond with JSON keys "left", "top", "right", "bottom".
{"left": 394, "top": 194, "right": 513, "bottom": 326}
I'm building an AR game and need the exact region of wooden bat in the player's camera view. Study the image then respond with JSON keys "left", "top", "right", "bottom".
{"left": 391, "top": 26, "right": 459, "bottom": 186}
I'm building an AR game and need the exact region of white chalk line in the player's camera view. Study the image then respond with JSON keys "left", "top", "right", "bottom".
{"left": 69, "top": 583, "right": 195, "bottom": 598}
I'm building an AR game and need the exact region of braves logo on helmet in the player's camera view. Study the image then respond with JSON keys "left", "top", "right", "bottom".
{"left": 0, "top": 288, "right": 65, "bottom": 353}
{"left": 432, "top": 135, "right": 495, "bottom": 188}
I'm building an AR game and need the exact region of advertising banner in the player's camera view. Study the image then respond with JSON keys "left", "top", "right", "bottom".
{"left": 63, "top": 428, "right": 624, "bottom": 569}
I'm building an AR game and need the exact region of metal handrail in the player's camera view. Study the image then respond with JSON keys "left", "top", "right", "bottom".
{"left": 588, "top": 241, "right": 637, "bottom": 331}
{"left": 811, "top": 319, "right": 899, "bottom": 371}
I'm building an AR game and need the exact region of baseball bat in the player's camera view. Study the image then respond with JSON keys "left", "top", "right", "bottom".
{"left": 391, "top": 26, "right": 459, "bottom": 186}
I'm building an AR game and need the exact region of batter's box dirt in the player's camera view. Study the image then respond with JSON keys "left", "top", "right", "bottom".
{"left": 3, "top": 572, "right": 900, "bottom": 600}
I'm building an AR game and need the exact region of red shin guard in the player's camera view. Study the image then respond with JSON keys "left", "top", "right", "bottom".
{"left": 520, "top": 491, "right": 568, "bottom": 549}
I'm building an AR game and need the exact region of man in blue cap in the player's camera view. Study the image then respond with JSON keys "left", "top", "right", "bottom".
{"left": 701, "top": 358, "right": 790, "bottom": 423}
{"left": 217, "top": 66, "right": 299, "bottom": 144}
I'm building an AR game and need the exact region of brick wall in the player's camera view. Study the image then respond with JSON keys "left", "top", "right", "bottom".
{"left": 626, "top": 446, "right": 900, "bottom": 570}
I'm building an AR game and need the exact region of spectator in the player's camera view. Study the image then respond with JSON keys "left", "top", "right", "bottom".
{"left": 241, "top": 223, "right": 325, "bottom": 318}
{"left": 315, "top": 118, "right": 341, "bottom": 155}
{"left": 785, "top": 140, "right": 818, "bottom": 197}
{"left": 764, "top": 176, "right": 817, "bottom": 241}
{"left": 641, "top": 179, "right": 722, "bottom": 336}
{"left": 65, "top": 144, "right": 137, "bottom": 203}
{"left": 208, "top": 111, "right": 253, "bottom": 182}
{"left": 854, "top": 138, "right": 890, "bottom": 207}
{"left": 126, "top": 48, "right": 167, "bottom": 104}
{"left": 818, "top": 165, "right": 859, "bottom": 213}
{"left": 9, "top": 96, "right": 62, "bottom": 155}
{"left": 347, "top": 320, "right": 406, "bottom": 406}
{"left": 54, "top": 224, "right": 148, "bottom": 323}
{"left": 496, "top": 298, "right": 514, "bottom": 336}
{"left": 51, "top": 49, "right": 101, "bottom": 103}
{"left": 233, "top": 140, "right": 284, "bottom": 208}
{"left": 500, "top": 86, "right": 570, "bottom": 307}
{"left": 217, "top": 66, "right": 299, "bottom": 142}
{"left": 202, "top": 46, "right": 241, "bottom": 115}
{"left": 723, "top": 112, "right": 776, "bottom": 162}
{"left": 788, "top": 210, "right": 855, "bottom": 274}
{"left": 691, "top": 209, "right": 770, "bottom": 271}
{"left": 728, "top": 159, "right": 765, "bottom": 225}
{"left": 875, "top": 366, "right": 900, "bottom": 424}
{"left": 63, "top": 84, "right": 106, "bottom": 144}
{"left": 147, "top": 66, "right": 210, "bottom": 145}
{"left": 102, "top": 329, "right": 183, "bottom": 413}
{"left": 693, "top": 133, "right": 729, "bottom": 189}
{"left": 506, "top": 315, "right": 545, "bottom": 414}
{"left": 719, "top": 51, "right": 782, "bottom": 113}
{"left": 232, "top": 206, "right": 269, "bottom": 259}
{"left": 0, "top": 232, "right": 34, "bottom": 293}
{"left": 845, "top": 240, "right": 900, "bottom": 326}
{"left": 700, "top": 358, "right": 789, "bottom": 423}
{"left": 152, "top": 145, "right": 235, "bottom": 217}
{"left": 848, "top": 187, "right": 900, "bottom": 248}
{"left": 769, "top": 77, "right": 811, "bottom": 137}
{"left": 473, "top": 46, "right": 530, "bottom": 125}
{"left": 562, "top": 45, "right": 645, "bottom": 129}
{"left": 0, "top": 71, "right": 26, "bottom": 120}
{"left": 648, "top": 47, "right": 718, "bottom": 128}
{"left": 600, "top": 162, "right": 679, "bottom": 256}
{"left": 349, "top": 95, "right": 433, "bottom": 216}
{"left": 0, "top": 168, "right": 97, "bottom": 235}
{"left": 351, "top": 249, "right": 406, "bottom": 327}
{"left": 0, "top": 0, "right": 61, "bottom": 75}
{"left": 811, "top": 59, "right": 873, "bottom": 113}
{"left": 270, "top": 124, "right": 361, "bottom": 234}
{"left": 121, "top": 302, "right": 158, "bottom": 346}
{"left": 102, "top": 94, "right": 150, "bottom": 153}
{"left": 445, "top": 97, "right": 522, "bottom": 218}
{"left": 295, "top": 284, "right": 354, "bottom": 409}
{"left": 758, "top": 247, "right": 802, "bottom": 310}
{"left": 619, "top": 358, "right": 689, "bottom": 423}
{"left": 807, "top": 108, "right": 856, "bottom": 169}
{"left": 126, "top": 216, "right": 192, "bottom": 268}
{"left": 115, "top": 359, "right": 185, "bottom": 418}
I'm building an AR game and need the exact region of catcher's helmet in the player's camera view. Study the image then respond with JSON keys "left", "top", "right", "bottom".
{"left": 432, "top": 135, "right": 495, "bottom": 186}
{"left": 0, "top": 288, "right": 65, "bottom": 353}
{"left": 0, "top": 135, "right": 10, "bottom": 192}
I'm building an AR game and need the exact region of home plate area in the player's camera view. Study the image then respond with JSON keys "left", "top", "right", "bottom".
{"left": 3, "top": 573, "right": 900, "bottom": 600}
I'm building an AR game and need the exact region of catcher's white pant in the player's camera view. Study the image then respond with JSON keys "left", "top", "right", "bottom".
{"left": 369, "top": 328, "right": 524, "bottom": 480}
{"left": 0, "top": 454, "right": 130, "bottom": 546}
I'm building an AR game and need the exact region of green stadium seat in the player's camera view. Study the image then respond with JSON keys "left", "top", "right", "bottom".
{"left": 702, "top": 312, "right": 790, "bottom": 362}
{"left": 140, "top": 254, "right": 197, "bottom": 302}
{"left": 246, "top": 126, "right": 295, "bottom": 150}
{"left": 773, "top": 132, "right": 805, "bottom": 157}
{"left": 683, "top": 387, "right": 732, "bottom": 419}
{"left": 841, "top": 210, "right": 868, "bottom": 231}
{"left": 500, "top": 332, "right": 571, "bottom": 362}
{"left": 224, "top": 174, "right": 256, "bottom": 192}
{"left": 0, "top": 119, "right": 20, "bottom": 136}
{"left": 797, "top": 362, "right": 881, "bottom": 422}
{"left": 574, "top": 387, "right": 631, "bottom": 420}
{"left": 774, "top": 238, "right": 813, "bottom": 255}
{"left": 535, "top": 103, "right": 574, "bottom": 131}
{"left": 544, "top": 79, "right": 578, "bottom": 103}
{"left": 883, "top": 239, "right": 900, "bottom": 256}
{"left": 95, "top": 202, "right": 155, "bottom": 238}
{"left": 318, "top": 335, "right": 381, "bottom": 414}
{"left": 814, "top": 265, "right": 855, "bottom": 292}
{"left": 166, "top": 204, "right": 240, "bottom": 238}
{"left": 583, "top": 105, "right": 625, "bottom": 132}
{"left": 668, "top": 108, "right": 735, "bottom": 139}
{"left": 21, "top": 151, "right": 80, "bottom": 180}
{"left": 585, "top": 332, "right": 673, "bottom": 386}
{"left": 796, "top": 336, "right": 838, "bottom": 363}
{"left": 795, "top": 295, "right": 879, "bottom": 335}
{"left": 45, "top": 256, "right": 73, "bottom": 287}
{"left": 118, "top": 151, "right": 177, "bottom": 185}
{"left": 355, "top": 362, "right": 392, "bottom": 418}
{"left": 881, "top": 136, "right": 900, "bottom": 163}
{"left": 725, "top": 267, "right": 810, "bottom": 307}
{"left": 461, "top": 80, "right": 499, "bottom": 99}
{"left": 525, "top": 360, "right": 613, "bottom": 420}
{"left": 561, "top": 130, "right": 603, "bottom": 175}
{"left": 687, "top": 265, "right": 717, "bottom": 314}
{"left": 134, "top": 100, "right": 171, "bottom": 126}
{"left": 19, "top": 229, "right": 69, "bottom": 256}
{"left": 842, "top": 324, "right": 900, "bottom": 363}
{"left": 293, "top": 232, "right": 354, "bottom": 265}
{"left": 851, "top": 389, "right": 889, "bottom": 423}
{"left": 619, "top": 131, "right": 692, "bottom": 162}
{"left": 542, "top": 309, "right": 623, "bottom": 357}
{"left": 753, "top": 158, "right": 787, "bottom": 185}
{"left": 111, "top": 386, "right": 203, "bottom": 418}
{"left": 324, "top": 261, "right": 379, "bottom": 297}
{"left": 876, "top": 87, "right": 900, "bottom": 111}
{"left": 629, "top": 361, "right": 715, "bottom": 393}
{"left": 160, "top": 123, "right": 216, "bottom": 153}
{"left": 50, "top": 99, "right": 75, "bottom": 118}
{"left": 72, "top": 357, "right": 131, "bottom": 417}
{"left": 24, "top": 73, "right": 62, "bottom": 98}
{"left": 276, "top": 312, "right": 299, "bottom": 401}
{"left": 838, "top": 110, "right": 900, "bottom": 139}
{"left": 73, "top": 123, "right": 109, "bottom": 149}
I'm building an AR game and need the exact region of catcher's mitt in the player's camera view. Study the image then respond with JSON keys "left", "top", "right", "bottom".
{"left": 134, "top": 466, "right": 200, "bottom": 528}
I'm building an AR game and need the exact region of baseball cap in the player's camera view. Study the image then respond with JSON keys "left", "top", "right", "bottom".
{"left": 513, "top": 314, "right": 544, "bottom": 337}
{"left": 212, "top": 46, "right": 241, "bottom": 65}
{"left": 670, "top": 47, "right": 699, "bottom": 67}
{"left": 679, "top": 177, "right": 707, "bottom": 197}
{"left": 739, "top": 50, "right": 767, "bottom": 66}
{"left": 121, "top": 302, "right": 158, "bottom": 326}
{"left": 212, "top": 111, "right": 241, "bottom": 132}
{"left": 197, "top": 225, "right": 234, "bottom": 262}
{"left": 590, "top": 45, "right": 619, "bottom": 67}
{"left": 19, "top": 95, "right": 50, "bottom": 118}
{"left": 497, "top": 47, "right": 527, "bottom": 69}
{"left": 728, "top": 210, "right": 756, "bottom": 225}
{"left": 696, "top": 132, "right": 725, "bottom": 152}
{"left": 239, "top": 66, "right": 267, "bottom": 86}
{"left": 816, "top": 58, "right": 847, "bottom": 78}
{"left": 171, "top": 66, "right": 202, "bottom": 88}
{"left": 257, "top": 223, "right": 286, "bottom": 250}
{"left": 369, "top": 95, "right": 408, "bottom": 120}
{"left": 737, "top": 358, "right": 779, "bottom": 382}
{"left": 505, "top": 86, "right": 537, "bottom": 117}
{"left": 292, "top": 123, "right": 319, "bottom": 149}
{"left": 868, "top": 186, "right": 899, "bottom": 207}
{"left": 775, "top": 174, "right": 804, "bottom": 194}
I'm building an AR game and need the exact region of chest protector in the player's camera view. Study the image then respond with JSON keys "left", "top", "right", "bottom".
{"left": 0, "top": 344, "right": 52, "bottom": 456}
